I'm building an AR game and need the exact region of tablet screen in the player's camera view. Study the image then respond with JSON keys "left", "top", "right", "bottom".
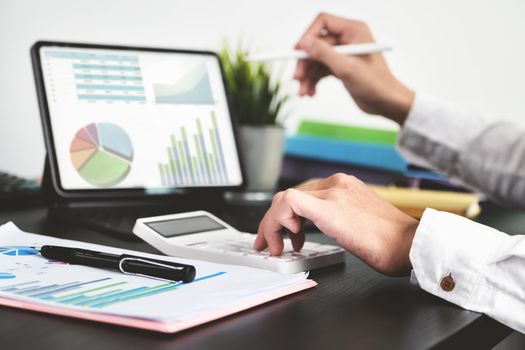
{"left": 38, "top": 45, "right": 243, "bottom": 191}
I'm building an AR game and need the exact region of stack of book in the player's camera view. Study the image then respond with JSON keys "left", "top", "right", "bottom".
{"left": 281, "top": 120, "right": 480, "bottom": 218}
{"left": 282, "top": 120, "right": 451, "bottom": 187}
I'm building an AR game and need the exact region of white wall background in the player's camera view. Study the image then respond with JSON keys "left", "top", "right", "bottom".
{"left": 1, "top": 0, "right": 525, "bottom": 178}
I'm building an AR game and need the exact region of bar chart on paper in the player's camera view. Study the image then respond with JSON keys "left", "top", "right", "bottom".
{"left": 158, "top": 112, "right": 229, "bottom": 187}
{"left": 0, "top": 228, "right": 229, "bottom": 314}
{"left": 0, "top": 272, "right": 226, "bottom": 309}
{"left": 0, "top": 223, "right": 314, "bottom": 330}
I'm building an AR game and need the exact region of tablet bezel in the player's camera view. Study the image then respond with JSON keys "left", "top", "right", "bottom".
{"left": 31, "top": 41, "right": 246, "bottom": 199}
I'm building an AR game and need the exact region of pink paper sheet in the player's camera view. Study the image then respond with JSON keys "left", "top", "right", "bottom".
{"left": 0, "top": 280, "right": 317, "bottom": 333}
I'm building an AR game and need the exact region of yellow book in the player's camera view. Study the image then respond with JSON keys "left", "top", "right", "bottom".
{"left": 370, "top": 185, "right": 481, "bottom": 219}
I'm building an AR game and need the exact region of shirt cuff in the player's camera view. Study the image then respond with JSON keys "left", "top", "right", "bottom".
{"left": 409, "top": 208, "right": 508, "bottom": 309}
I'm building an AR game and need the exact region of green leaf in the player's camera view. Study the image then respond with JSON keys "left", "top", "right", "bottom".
{"left": 219, "top": 41, "right": 290, "bottom": 126}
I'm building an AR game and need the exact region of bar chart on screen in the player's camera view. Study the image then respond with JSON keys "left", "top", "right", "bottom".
{"left": 158, "top": 111, "right": 229, "bottom": 187}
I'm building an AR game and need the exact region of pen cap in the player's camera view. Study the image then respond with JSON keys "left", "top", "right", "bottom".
{"left": 40, "top": 245, "right": 75, "bottom": 261}
{"left": 120, "top": 255, "right": 196, "bottom": 283}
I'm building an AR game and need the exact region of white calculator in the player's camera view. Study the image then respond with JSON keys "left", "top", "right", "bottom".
{"left": 133, "top": 211, "right": 345, "bottom": 274}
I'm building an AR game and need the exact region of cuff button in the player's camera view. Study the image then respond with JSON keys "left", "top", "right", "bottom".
{"left": 440, "top": 273, "right": 455, "bottom": 292}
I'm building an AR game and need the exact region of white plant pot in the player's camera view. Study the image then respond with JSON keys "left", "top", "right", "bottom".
{"left": 227, "top": 125, "right": 284, "bottom": 201}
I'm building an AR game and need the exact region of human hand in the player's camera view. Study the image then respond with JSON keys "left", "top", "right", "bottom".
{"left": 294, "top": 13, "right": 415, "bottom": 125}
{"left": 254, "top": 174, "right": 419, "bottom": 276}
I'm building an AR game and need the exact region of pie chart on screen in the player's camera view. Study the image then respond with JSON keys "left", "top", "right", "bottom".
{"left": 70, "top": 122, "right": 133, "bottom": 187}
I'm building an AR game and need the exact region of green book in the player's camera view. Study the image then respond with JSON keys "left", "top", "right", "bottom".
{"left": 297, "top": 120, "right": 398, "bottom": 145}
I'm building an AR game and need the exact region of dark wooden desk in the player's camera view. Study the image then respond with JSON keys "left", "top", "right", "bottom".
{"left": 0, "top": 203, "right": 521, "bottom": 350}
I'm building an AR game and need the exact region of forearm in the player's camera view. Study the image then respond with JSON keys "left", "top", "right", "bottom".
{"left": 398, "top": 93, "right": 525, "bottom": 207}
{"left": 410, "top": 209, "right": 525, "bottom": 334}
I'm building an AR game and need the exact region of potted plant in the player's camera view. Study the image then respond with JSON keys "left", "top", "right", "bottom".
{"left": 219, "top": 44, "right": 289, "bottom": 201}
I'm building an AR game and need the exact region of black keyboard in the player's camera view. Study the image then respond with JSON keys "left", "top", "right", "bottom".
{"left": 0, "top": 171, "right": 42, "bottom": 208}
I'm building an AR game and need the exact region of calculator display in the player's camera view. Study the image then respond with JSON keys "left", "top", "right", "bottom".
{"left": 146, "top": 216, "right": 225, "bottom": 237}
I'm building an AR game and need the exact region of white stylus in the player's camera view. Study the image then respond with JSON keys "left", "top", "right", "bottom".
{"left": 246, "top": 43, "right": 391, "bottom": 62}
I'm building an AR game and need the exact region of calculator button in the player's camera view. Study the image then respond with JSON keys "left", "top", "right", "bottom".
{"left": 268, "top": 256, "right": 294, "bottom": 262}
{"left": 314, "top": 245, "right": 342, "bottom": 253}
{"left": 283, "top": 240, "right": 294, "bottom": 251}
{"left": 202, "top": 246, "right": 224, "bottom": 253}
{"left": 247, "top": 252, "right": 269, "bottom": 259}
{"left": 225, "top": 245, "right": 245, "bottom": 252}
{"left": 244, "top": 249, "right": 269, "bottom": 255}
{"left": 228, "top": 250, "right": 247, "bottom": 256}
{"left": 234, "top": 242, "right": 253, "bottom": 248}
{"left": 298, "top": 249, "right": 319, "bottom": 257}
{"left": 223, "top": 243, "right": 244, "bottom": 250}
{"left": 280, "top": 252, "right": 301, "bottom": 260}
{"left": 302, "top": 242, "right": 321, "bottom": 249}
{"left": 237, "top": 240, "right": 255, "bottom": 247}
{"left": 209, "top": 244, "right": 231, "bottom": 251}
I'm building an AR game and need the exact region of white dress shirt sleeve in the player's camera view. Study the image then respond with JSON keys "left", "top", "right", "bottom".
{"left": 397, "top": 93, "right": 525, "bottom": 207}
{"left": 398, "top": 93, "right": 525, "bottom": 333}
{"left": 410, "top": 208, "right": 525, "bottom": 334}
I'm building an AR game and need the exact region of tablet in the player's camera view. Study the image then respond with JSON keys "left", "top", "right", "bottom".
{"left": 31, "top": 42, "right": 244, "bottom": 198}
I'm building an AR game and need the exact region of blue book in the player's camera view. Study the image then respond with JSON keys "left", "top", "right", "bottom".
{"left": 284, "top": 135, "right": 447, "bottom": 181}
